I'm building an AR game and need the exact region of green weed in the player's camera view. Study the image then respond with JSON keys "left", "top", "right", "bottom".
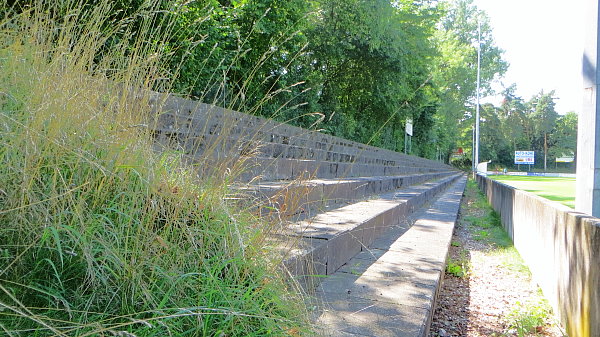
{"left": 505, "top": 297, "right": 552, "bottom": 337}
{"left": 445, "top": 249, "right": 470, "bottom": 278}
{"left": 445, "top": 261, "right": 466, "bottom": 278}
{"left": 463, "top": 181, "right": 511, "bottom": 248}
{"left": 474, "top": 229, "right": 490, "bottom": 240}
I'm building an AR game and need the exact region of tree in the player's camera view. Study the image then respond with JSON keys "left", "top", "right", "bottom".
{"left": 7, "top": 0, "right": 515, "bottom": 159}
{"left": 305, "top": 0, "right": 441, "bottom": 149}
{"left": 529, "top": 91, "right": 559, "bottom": 170}
{"left": 431, "top": 0, "right": 508, "bottom": 161}
{"left": 549, "top": 111, "right": 577, "bottom": 167}
{"left": 497, "top": 85, "right": 529, "bottom": 165}
{"left": 167, "top": 0, "right": 312, "bottom": 115}
{"left": 479, "top": 103, "right": 511, "bottom": 165}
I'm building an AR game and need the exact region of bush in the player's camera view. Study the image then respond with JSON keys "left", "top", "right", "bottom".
{"left": 505, "top": 298, "right": 552, "bottom": 337}
{"left": 450, "top": 155, "right": 472, "bottom": 171}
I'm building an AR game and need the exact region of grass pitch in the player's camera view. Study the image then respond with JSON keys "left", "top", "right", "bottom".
{"left": 490, "top": 175, "right": 575, "bottom": 208}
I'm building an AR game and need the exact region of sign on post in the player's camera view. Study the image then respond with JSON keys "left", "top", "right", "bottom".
{"left": 556, "top": 155, "right": 575, "bottom": 163}
{"left": 514, "top": 151, "right": 535, "bottom": 165}
{"left": 404, "top": 119, "right": 413, "bottom": 154}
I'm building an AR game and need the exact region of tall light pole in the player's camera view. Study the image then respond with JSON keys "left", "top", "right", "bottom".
{"left": 474, "top": 20, "right": 482, "bottom": 175}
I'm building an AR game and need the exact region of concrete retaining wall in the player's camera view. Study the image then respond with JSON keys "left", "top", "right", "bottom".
{"left": 476, "top": 174, "right": 600, "bottom": 337}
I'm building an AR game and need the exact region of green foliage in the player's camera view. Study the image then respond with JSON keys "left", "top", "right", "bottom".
{"left": 445, "top": 249, "right": 470, "bottom": 278}
{"left": 464, "top": 181, "right": 555, "bottom": 336}
{"left": 166, "top": 0, "right": 313, "bottom": 116}
{"left": 505, "top": 297, "right": 553, "bottom": 337}
{"left": 9, "top": 0, "right": 512, "bottom": 160}
{"left": 432, "top": 0, "right": 508, "bottom": 160}
{"left": 464, "top": 205, "right": 512, "bottom": 247}
{"left": 450, "top": 155, "right": 472, "bottom": 170}
{"left": 0, "top": 2, "right": 308, "bottom": 335}
{"left": 445, "top": 261, "right": 466, "bottom": 277}
{"left": 303, "top": 0, "right": 441, "bottom": 148}
{"left": 475, "top": 88, "right": 577, "bottom": 169}
{"left": 549, "top": 111, "right": 578, "bottom": 162}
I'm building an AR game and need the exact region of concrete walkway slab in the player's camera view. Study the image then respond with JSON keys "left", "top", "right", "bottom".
{"left": 318, "top": 295, "right": 430, "bottom": 337}
{"left": 315, "top": 175, "right": 467, "bottom": 337}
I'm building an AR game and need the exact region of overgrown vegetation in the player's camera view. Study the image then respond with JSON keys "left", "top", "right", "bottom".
{"left": 458, "top": 179, "right": 561, "bottom": 335}
{"left": 445, "top": 248, "right": 470, "bottom": 278}
{"left": 460, "top": 180, "right": 512, "bottom": 249}
{"left": 7, "top": 0, "right": 575, "bottom": 167}
{"left": 6, "top": 0, "right": 510, "bottom": 159}
{"left": 0, "top": 2, "right": 309, "bottom": 335}
{"left": 506, "top": 296, "right": 554, "bottom": 337}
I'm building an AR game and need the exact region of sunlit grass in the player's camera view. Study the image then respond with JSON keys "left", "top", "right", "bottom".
{"left": 490, "top": 175, "right": 575, "bottom": 208}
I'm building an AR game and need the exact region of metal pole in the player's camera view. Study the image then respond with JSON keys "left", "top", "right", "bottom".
{"left": 474, "top": 20, "right": 481, "bottom": 174}
{"left": 544, "top": 132, "right": 548, "bottom": 171}
{"left": 472, "top": 123, "right": 475, "bottom": 173}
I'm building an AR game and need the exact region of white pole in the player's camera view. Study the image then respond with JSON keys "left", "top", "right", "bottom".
{"left": 474, "top": 20, "right": 481, "bottom": 174}
{"left": 472, "top": 122, "right": 475, "bottom": 172}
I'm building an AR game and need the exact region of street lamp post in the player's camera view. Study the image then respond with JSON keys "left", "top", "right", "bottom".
{"left": 474, "top": 21, "right": 481, "bottom": 176}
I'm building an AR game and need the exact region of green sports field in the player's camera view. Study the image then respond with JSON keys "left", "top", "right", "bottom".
{"left": 490, "top": 175, "right": 576, "bottom": 208}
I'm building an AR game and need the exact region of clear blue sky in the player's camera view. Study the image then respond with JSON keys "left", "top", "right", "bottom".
{"left": 474, "top": 0, "right": 585, "bottom": 114}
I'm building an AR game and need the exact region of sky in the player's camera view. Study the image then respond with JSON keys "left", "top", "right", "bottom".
{"left": 473, "top": 0, "right": 585, "bottom": 114}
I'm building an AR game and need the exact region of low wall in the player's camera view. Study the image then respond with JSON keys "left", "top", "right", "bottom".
{"left": 476, "top": 174, "right": 600, "bottom": 337}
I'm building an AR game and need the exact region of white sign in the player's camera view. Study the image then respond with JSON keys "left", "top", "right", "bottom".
{"left": 476, "top": 161, "right": 489, "bottom": 173}
{"left": 515, "top": 151, "right": 535, "bottom": 165}
{"left": 556, "top": 156, "right": 574, "bottom": 163}
{"left": 556, "top": 152, "right": 575, "bottom": 163}
{"left": 405, "top": 119, "right": 413, "bottom": 136}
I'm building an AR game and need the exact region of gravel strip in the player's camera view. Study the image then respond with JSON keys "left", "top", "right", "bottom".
{"left": 429, "top": 184, "right": 565, "bottom": 337}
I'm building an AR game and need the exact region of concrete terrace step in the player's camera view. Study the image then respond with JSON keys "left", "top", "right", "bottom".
{"left": 240, "top": 171, "right": 457, "bottom": 220}
{"left": 276, "top": 173, "right": 464, "bottom": 291}
{"left": 175, "top": 153, "right": 452, "bottom": 182}
{"left": 237, "top": 157, "right": 451, "bottom": 182}
{"left": 150, "top": 95, "right": 453, "bottom": 183}
{"left": 152, "top": 100, "right": 451, "bottom": 170}
{"left": 314, "top": 175, "right": 467, "bottom": 337}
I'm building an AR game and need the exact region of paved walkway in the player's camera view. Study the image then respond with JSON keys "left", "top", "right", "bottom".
{"left": 315, "top": 176, "right": 467, "bottom": 336}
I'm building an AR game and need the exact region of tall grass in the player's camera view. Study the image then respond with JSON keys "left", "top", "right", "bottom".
{"left": 0, "top": 1, "right": 309, "bottom": 336}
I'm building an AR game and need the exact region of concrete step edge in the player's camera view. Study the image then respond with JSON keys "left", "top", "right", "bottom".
{"left": 313, "top": 175, "right": 467, "bottom": 337}
{"left": 276, "top": 173, "right": 464, "bottom": 291}
{"left": 237, "top": 157, "right": 452, "bottom": 181}
{"left": 238, "top": 171, "right": 458, "bottom": 220}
